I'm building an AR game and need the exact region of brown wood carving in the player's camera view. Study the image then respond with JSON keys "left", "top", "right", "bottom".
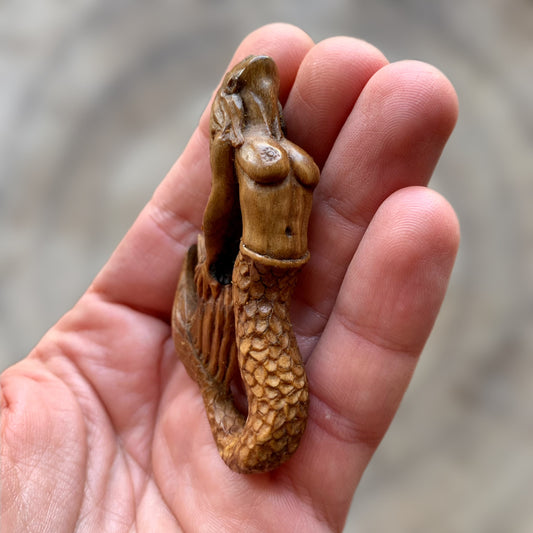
{"left": 172, "top": 55, "right": 319, "bottom": 473}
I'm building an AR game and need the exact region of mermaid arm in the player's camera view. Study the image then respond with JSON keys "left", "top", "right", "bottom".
{"left": 202, "top": 85, "right": 246, "bottom": 282}
{"left": 202, "top": 133, "right": 242, "bottom": 284}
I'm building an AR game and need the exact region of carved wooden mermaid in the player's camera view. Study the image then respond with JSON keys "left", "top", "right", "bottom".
{"left": 172, "top": 55, "right": 319, "bottom": 473}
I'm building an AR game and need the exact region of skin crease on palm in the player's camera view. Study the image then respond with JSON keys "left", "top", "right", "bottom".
{"left": 0, "top": 23, "right": 459, "bottom": 533}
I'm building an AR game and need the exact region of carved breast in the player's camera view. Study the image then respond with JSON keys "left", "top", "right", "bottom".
{"left": 235, "top": 138, "right": 319, "bottom": 189}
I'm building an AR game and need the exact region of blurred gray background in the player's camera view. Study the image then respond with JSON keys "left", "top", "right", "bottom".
{"left": 1, "top": 1, "right": 532, "bottom": 531}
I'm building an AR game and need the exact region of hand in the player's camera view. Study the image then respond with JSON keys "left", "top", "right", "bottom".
{"left": 1, "top": 24, "right": 459, "bottom": 532}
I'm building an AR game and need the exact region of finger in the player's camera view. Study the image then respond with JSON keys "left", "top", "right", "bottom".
{"left": 283, "top": 36, "right": 388, "bottom": 169}
{"left": 291, "top": 187, "right": 460, "bottom": 523}
{"left": 293, "top": 60, "right": 459, "bottom": 345}
{"left": 91, "top": 23, "right": 314, "bottom": 315}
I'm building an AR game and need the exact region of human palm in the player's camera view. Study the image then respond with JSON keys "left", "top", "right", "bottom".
{"left": 1, "top": 24, "right": 459, "bottom": 532}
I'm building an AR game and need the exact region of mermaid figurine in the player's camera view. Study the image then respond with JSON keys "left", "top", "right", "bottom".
{"left": 172, "top": 55, "right": 319, "bottom": 473}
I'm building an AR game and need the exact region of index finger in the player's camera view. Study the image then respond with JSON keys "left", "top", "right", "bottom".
{"left": 90, "top": 24, "right": 314, "bottom": 316}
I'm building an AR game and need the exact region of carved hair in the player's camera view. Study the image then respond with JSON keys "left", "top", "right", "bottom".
{"left": 210, "top": 55, "right": 286, "bottom": 147}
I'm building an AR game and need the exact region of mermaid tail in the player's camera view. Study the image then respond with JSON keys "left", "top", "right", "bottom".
{"left": 172, "top": 237, "right": 309, "bottom": 473}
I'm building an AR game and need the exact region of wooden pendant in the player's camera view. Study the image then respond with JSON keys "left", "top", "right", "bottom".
{"left": 172, "top": 55, "right": 319, "bottom": 473}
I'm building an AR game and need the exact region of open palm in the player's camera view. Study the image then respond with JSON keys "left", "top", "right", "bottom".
{"left": 1, "top": 24, "right": 459, "bottom": 532}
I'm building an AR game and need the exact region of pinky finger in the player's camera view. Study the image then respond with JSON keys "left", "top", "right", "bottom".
{"left": 291, "top": 186, "right": 459, "bottom": 523}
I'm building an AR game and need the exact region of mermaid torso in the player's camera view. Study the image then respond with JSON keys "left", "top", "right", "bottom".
{"left": 236, "top": 137, "right": 319, "bottom": 261}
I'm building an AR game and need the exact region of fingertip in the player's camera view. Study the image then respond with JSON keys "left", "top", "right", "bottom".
{"left": 284, "top": 35, "right": 388, "bottom": 167}
{"left": 379, "top": 186, "right": 460, "bottom": 262}
{"left": 348, "top": 185, "right": 460, "bottom": 354}
{"left": 313, "top": 35, "right": 388, "bottom": 69}
{"left": 366, "top": 60, "right": 459, "bottom": 143}
{"left": 232, "top": 23, "right": 315, "bottom": 88}
{"left": 403, "top": 60, "right": 458, "bottom": 136}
